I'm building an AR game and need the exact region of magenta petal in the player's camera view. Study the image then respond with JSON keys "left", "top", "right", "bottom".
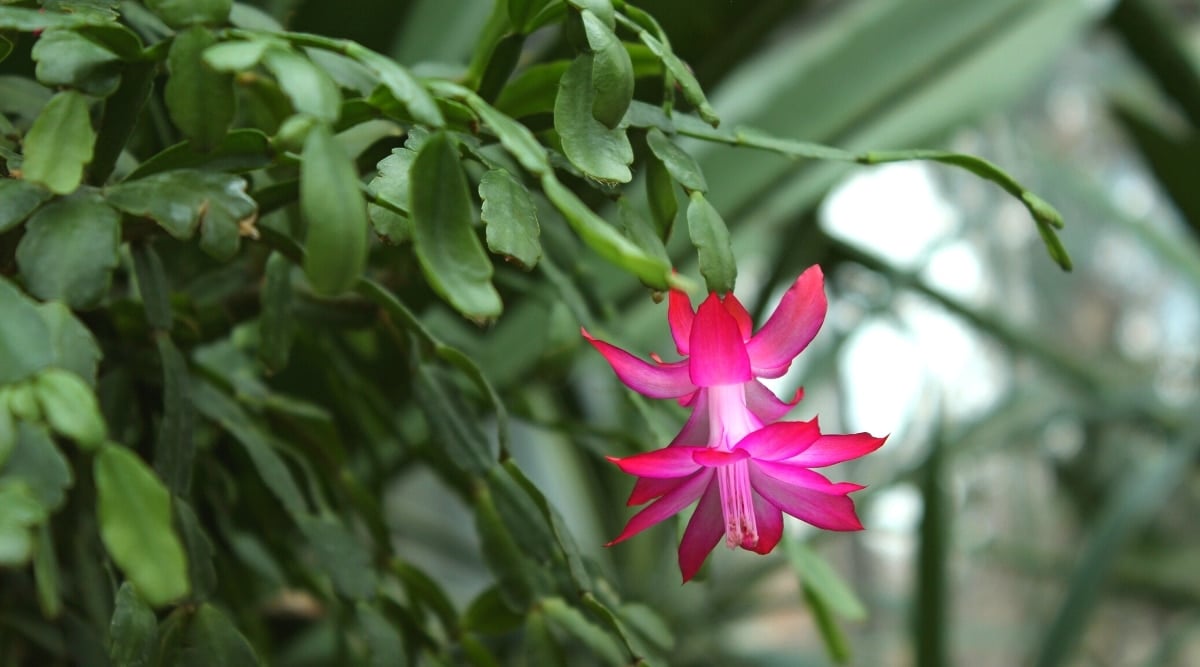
{"left": 745, "top": 381, "right": 803, "bottom": 424}
{"left": 688, "top": 294, "right": 752, "bottom": 387}
{"left": 607, "top": 447, "right": 706, "bottom": 478}
{"left": 678, "top": 479, "right": 724, "bottom": 582}
{"left": 669, "top": 389, "right": 710, "bottom": 446}
{"left": 754, "top": 461, "right": 864, "bottom": 495}
{"left": 628, "top": 476, "right": 682, "bottom": 506}
{"left": 582, "top": 329, "right": 695, "bottom": 398}
{"left": 750, "top": 465, "right": 864, "bottom": 531}
{"left": 746, "top": 266, "right": 827, "bottom": 374}
{"left": 748, "top": 492, "right": 783, "bottom": 555}
{"left": 722, "top": 294, "right": 753, "bottom": 340}
{"left": 668, "top": 289, "right": 694, "bottom": 356}
{"left": 608, "top": 470, "right": 713, "bottom": 546}
{"left": 785, "top": 433, "right": 887, "bottom": 468}
{"left": 734, "top": 420, "right": 821, "bottom": 461}
{"left": 691, "top": 447, "right": 750, "bottom": 467}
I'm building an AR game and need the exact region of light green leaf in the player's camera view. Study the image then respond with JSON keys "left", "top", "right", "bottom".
{"left": 202, "top": 39, "right": 269, "bottom": 71}
{"left": 31, "top": 28, "right": 121, "bottom": 97}
{"left": 554, "top": 54, "right": 633, "bottom": 183}
{"left": 785, "top": 540, "right": 867, "bottom": 621}
{"left": 263, "top": 47, "right": 341, "bottom": 123}
{"left": 95, "top": 445, "right": 189, "bottom": 607}
{"left": 16, "top": 195, "right": 120, "bottom": 309}
{"left": 0, "top": 6, "right": 115, "bottom": 31}
{"left": 166, "top": 26, "right": 234, "bottom": 151}
{"left": 145, "top": 0, "right": 231, "bottom": 28}
{"left": 0, "top": 480, "right": 44, "bottom": 566}
{"left": 109, "top": 582, "right": 158, "bottom": 667}
{"left": 479, "top": 169, "right": 541, "bottom": 270}
{"left": 410, "top": 131, "right": 502, "bottom": 321}
{"left": 21, "top": 90, "right": 95, "bottom": 194}
{"left": 300, "top": 123, "right": 368, "bottom": 295}
{"left": 581, "top": 10, "right": 633, "bottom": 128}
{"left": 0, "top": 179, "right": 51, "bottom": 233}
{"left": 368, "top": 147, "right": 416, "bottom": 211}
{"left": 646, "top": 128, "right": 707, "bottom": 192}
{"left": 685, "top": 191, "right": 736, "bottom": 293}
{"left": 35, "top": 368, "right": 107, "bottom": 449}
{"left": 568, "top": 0, "right": 614, "bottom": 28}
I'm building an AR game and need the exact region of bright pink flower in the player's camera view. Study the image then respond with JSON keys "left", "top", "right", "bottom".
{"left": 583, "top": 266, "right": 885, "bottom": 581}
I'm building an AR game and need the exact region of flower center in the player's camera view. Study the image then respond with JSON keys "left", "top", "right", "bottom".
{"left": 705, "top": 383, "right": 762, "bottom": 548}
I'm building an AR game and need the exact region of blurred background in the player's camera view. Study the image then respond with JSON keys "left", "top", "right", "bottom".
{"left": 266, "top": 0, "right": 1200, "bottom": 664}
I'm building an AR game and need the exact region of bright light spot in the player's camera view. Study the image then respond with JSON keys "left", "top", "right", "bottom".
{"left": 840, "top": 320, "right": 922, "bottom": 435}
{"left": 925, "top": 241, "right": 986, "bottom": 302}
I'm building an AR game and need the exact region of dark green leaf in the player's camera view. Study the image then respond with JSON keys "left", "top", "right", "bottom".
{"left": 486, "top": 466, "right": 555, "bottom": 563}
{"left": 174, "top": 500, "right": 217, "bottom": 601}
{"left": 297, "top": 514, "right": 378, "bottom": 600}
{"left": 410, "top": 131, "right": 502, "bottom": 320}
{"left": 35, "top": 368, "right": 107, "bottom": 450}
{"left": 350, "top": 47, "right": 444, "bottom": 127}
{"left": 477, "top": 33, "right": 525, "bottom": 103}
{"left": 153, "top": 336, "right": 194, "bottom": 496}
{"left": 0, "top": 179, "right": 51, "bottom": 233}
{"left": 16, "top": 195, "right": 120, "bottom": 309}
{"left": 636, "top": 30, "right": 718, "bottom": 127}
{"left": 467, "top": 93, "right": 551, "bottom": 175}
{"left": 145, "top": 0, "right": 231, "bottom": 29}
{"left": 464, "top": 585, "right": 524, "bottom": 636}
{"left": 108, "top": 582, "right": 158, "bottom": 667}
{"left": 685, "top": 191, "right": 736, "bottom": 293}
{"left": 494, "top": 61, "right": 569, "bottom": 119}
{"left": 0, "top": 33, "right": 11, "bottom": 64}
{"left": 31, "top": 29, "right": 121, "bottom": 97}
{"left": 131, "top": 243, "right": 172, "bottom": 331}
{"left": 554, "top": 54, "right": 632, "bottom": 183}
{"left": 391, "top": 560, "right": 458, "bottom": 636}
{"left": 522, "top": 610, "right": 566, "bottom": 667}
{"left": 412, "top": 363, "right": 495, "bottom": 475}
{"left": 357, "top": 602, "right": 406, "bottom": 667}
{"left": 0, "top": 279, "right": 53, "bottom": 385}
{"left": 474, "top": 484, "right": 534, "bottom": 611}
{"left": 37, "top": 302, "right": 101, "bottom": 386}
{"left": 300, "top": 123, "right": 368, "bottom": 295}
{"left": 166, "top": 26, "right": 234, "bottom": 151}
{"left": 509, "top": 0, "right": 553, "bottom": 33}
{"left": 258, "top": 252, "right": 295, "bottom": 372}
{"left": 646, "top": 128, "right": 707, "bottom": 192}
{"left": 618, "top": 197, "right": 670, "bottom": 268}
{"left": 581, "top": 10, "right": 633, "bottom": 128}
{"left": 643, "top": 152, "right": 677, "bottom": 240}
{"left": 263, "top": 47, "right": 341, "bottom": 123}
{"left": 178, "top": 604, "right": 262, "bottom": 667}
{"left": 33, "top": 523, "right": 61, "bottom": 618}
{"left": 21, "top": 90, "right": 95, "bottom": 194}
{"left": 502, "top": 461, "right": 592, "bottom": 592}
{"left": 479, "top": 169, "right": 541, "bottom": 269}
{"left": 0, "top": 407, "right": 13, "bottom": 468}
{"left": 540, "top": 597, "right": 626, "bottom": 666}
{"left": 126, "top": 129, "right": 272, "bottom": 179}
{"left": 95, "top": 445, "right": 189, "bottom": 606}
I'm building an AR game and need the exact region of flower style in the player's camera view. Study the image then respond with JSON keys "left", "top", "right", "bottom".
{"left": 583, "top": 266, "right": 885, "bottom": 581}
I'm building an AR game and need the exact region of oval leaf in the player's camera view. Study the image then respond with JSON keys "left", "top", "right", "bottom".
{"left": 21, "top": 90, "right": 95, "bottom": 194}
{"left": 0, "top": 180, "right": 51, "bottom": 233}
{"left": 410, "top": 131, "right": 502, "bottom": 321}
{"left": 646, "top": 127, "right": 707, "bottom": 192}
{"left": 686, "top": 191, "right": 736, "bottom": 293}
{"left": 145, "top": 0, "right": 231, "bottom": 29}
{"left": 95, "top": 445, "right": 189, "bottom": 607}
{"left": 16, "top": 195, "right": 120, "bottom": 308}
{"left": 581, "top": 10, "right": 633, "bottom": 128}
{"left": 644, "top": 151, "right": 678, "bottom": 240}
{"left": 35, "top": 368, "right": 107, "bottom": 449}
{"left": 479, "top": 169, "right": 542, "bottom": 270}
{"left": 31, "top": 29, "right": 121, "bottom": 97}
{"left": 554, "top": 54, "right": 633, "bottom": 183}
{"left": 166, "top": 26, "right": 234, "bottom": 151}
{"left": 0, "top": 279, "right": 53, "bottom": 385}
{"left": 300, "top": 124, "right": 368, "bottom": 295}
{"left": 262, "top": 47, "right": 341, "bottom": 123}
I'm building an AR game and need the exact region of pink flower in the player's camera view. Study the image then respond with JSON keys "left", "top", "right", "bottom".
{"left": 583, "top": 266, "right": 885, "bottom": 581}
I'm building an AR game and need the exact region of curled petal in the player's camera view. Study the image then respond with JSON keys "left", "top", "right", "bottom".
{"left": 749, "top": 465, "right": 864, "bottom": 531}
{"left": 748, "top": 492, "right": 784, "bottom": 555}
{"left": 746, "top": 266, "right": 827, "bottom": 374}
{"left": 784, "top": 433, "right": 887, "bottom": 468}
{"left": 722, "top": 294, "right": 753, "bottom": 340}
{"left": 746, "top": 381, "right": 803, "bottom": 423}
{"left": 607, "top": 447, "right": 706, "bottom": 478}
{"left": 734, "top": 419, "right": 821, "bottom": 461}
{"left": 669, "top": 388, "right": 710, "bottom": 446}
{"left": 691, "top": 447, "right": 750, "bottom": 467}
{"left": 668, "top": 289, "right": 694, "bottom": 356}
{"left": 753, "top": 461, "right": 864, "bottom": 495}
{"left": 582, "top": 329, "right": 695, "bottom": 398}
{"left": 689, "top": 294, "right": 752, "bottom": 387}
{"left": 678, "top": 479, "right": 724, "bottom": 581}
{"left": 628, "top": 476, "right": 682, "bottom": 506}
{"left": 608, "top": 470, "right": 713, "bottom": 546}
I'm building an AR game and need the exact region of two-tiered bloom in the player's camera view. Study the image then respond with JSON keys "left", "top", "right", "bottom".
{"left": 584, "top": 266, "right": 884, "bottom": 581}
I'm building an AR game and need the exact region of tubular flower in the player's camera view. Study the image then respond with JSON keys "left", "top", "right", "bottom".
{"left": 583, "top": 266, "right": 886, "bottom": 581}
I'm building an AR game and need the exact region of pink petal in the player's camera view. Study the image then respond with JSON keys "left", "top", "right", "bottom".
{"left": 678, "top": 479, "right": 724, "bottom": 582}
{"left": 784, "top": 432, "right": 887, "bottom": 468}
{"left": 745, "top": 381, "right": 803, "bottom": 424}
{"left": 746, "top": 266, "right": 827, "bottom": 375}
{"left": 748, "top": 492, "right": 783, "bottom": 555}
{"left": 668, "top": 289, "right": 694, "bottom": 356}
{"left": 749, "top": 465, "right": 864, "bottom": 531}
{"left": 753, "top": 462, "right": 864, "bottom": 495}
{"left": 607, "top": 447, "right": 706, "bottom": 478}
{"left": 582, "top": 329, "right": 695, "bottom": 398}
{"left": 722, "top": 294, "right": 753, "bottom": 340}
{"left": 628, "top": 476, "right": 681, "bottom": 506}
{"left": 669, "top": 388, "right": 710, "bottom": 446}
{"left": 688, "top": 294, "right": 752, "bottom": 387}
{"left": 691, "top": 447, "right": 750, "bottom": 467}
{"left": 734, "top": 420, "right": 821, "bottom": 461}
{"left": 608, "top": 469, "right": 713, "bottom": 546}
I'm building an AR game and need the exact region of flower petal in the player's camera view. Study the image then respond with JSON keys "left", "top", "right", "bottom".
{"left": 749, "top": 465, "right": 863, "bottom": 531}
{"left": 607, "top": 447, "right": 706, "bottom": 478}
{"left": 746, "top": 266, "right": 827, "bottom": 374}
{"left": 668, "top": 289, "right": 694, "bottom": 356}
{"left": 608, "top": 469, "right": 713, "bottom": 546}
{"left": 747, "top": 492, "right": 783, "bottom": 555}
{"left": 745, "top": 381, "right": 803, "bottom": 424}
{"left": 734, "top": 419, "right": 821, "bottom": 461}
{"left": 722, "top": 294, "right": 753, "bottom": 340}
{"left": 628, "top": 476, "right": 681, "bottom": 506}
{"left": 691, "top": 447, "right": 750, "bottom": 467}
{"left": 754, "top": 461, "right": 864, "bottom": 495}
{"left": 784, "top": 432, "right": 887, "bottom": 468}
{"left": 688, "top": 294, "right": 752, "bottom": 387}
{"left": 582, "top": 328, "right": 695, "bottom": 398}
{"left": 669, "top": 388, "right": 710, "bottom": 446}
{"left": 678, "top": 479, "right": 724, "bottom": 582}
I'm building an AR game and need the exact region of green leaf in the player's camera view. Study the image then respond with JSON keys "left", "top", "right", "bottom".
{"left": 33, "top": 523, "right": 61, "bottom": 618}
{"left": 523, "top": 609, "right": 567, "bottom": 667}
{"left": 464, "top": 585, "right": 524, "bottom": 636}
{"left": 131, "top": 243, "right": 172, "bottom": 330}
{"left": 106, "top": 170, "right": 257, "bottom": 261}
{"left": 153, "top": 336, "right": 194, "bottom": 496}
{"left": 178, "top": 604, "right": 262, "bottom": 667}
{"left": 784, "top": 540, "right": 867, "bottom": 621}
{"left": 646, "top": 128, "right": 707, "bottom": 192}
{"left": 126, "top": 129, "right": 273, "bottom": 179}
{"left": 144, "top": 0, "right": 231, "bottom": 29}
{"left": 568, "top": 0, "right": 614, "bottom": 28}
{"left": 0, "top": 7, "right": 112, "bottom": 31}
{"left": 174, "top": 500, "right": 216, "bottom": 601}
{"left": 581, "top": 10, "right": 633, "bottom": 128}
{"left": 466, "top": 93, "right": 551, "bottom": 175}
{"left": 0, "top": 279, "right": 53, "bottom": 385}
{"left": 16, "top": 195, "right": 120, "bottom": 309}
{"left": 201, "top": 39, "right": 269, "bottom": 72}
{"left": 618, "top": 197, "right": 670, "bottom": 268}
{"left": 541, "top": 174, "right": 675, "bottom": 289}
{"left": 166, "top": 26, "right": 234, "bottom": 151}
{"left": 914, "top": 437, "right": 948, "bottom": 667}
{"left": 300, "top": 123, "right": 368, "bottom": 295}
{"left": 412, "top": 363, "right": 496, "bottom": 476}
{"left": 0, "top": 33, "right": 11, "bottom": 65}
{"left": 410, "top": 131, "right": 502, "bottom": 321}
{"left": 93, "top": 59, "right": 155, "bottom": 185}
{"left": 554, "top": 54, "right": 633, "bottom": 183}
{"left": 350, "top": 47, "right": 444, "bottom": 127}
{"left": 0, "top": 480, "right": 46, "bottom": 566}
{"left": 635, "top": 30, "right": 718, "bottom": 127}
{"left": 357, "top": 602, "right": 405, "bottom": 667}
{"left": 685, "top": 191, "right": 736, "bottom": 293}
{"left": 474, "top": 484, "right": 534, "bottom": 611}
{"left": 21, "top": 90, "right": 95, "bottom": 194}
{"left": 494, "top": 60, "right": 570, "bottom": 119}
{"left": 297, "top": 514, "right": 378, "bottom": 600}
{"left": 802, "top": 578, "right": 852, "bottom": 665}
{"left": 35, "top": 368, "right": 107, "bottom": 449}
{"left": 508, "top": 0, "right": 553, "bottom": 33}
{"left": 258, "top": 252, "right": 295, "bottom": 372}
{"left": 540, "top": 597, "right": 626, "bottom": 666}
{"left": 37, "top": 302, "right": 101, "bottom": 385}
{"left": 367, "top": 146, "right": 416, "bottom": 243}
{"left": 479, "top": 169, "right": 542, "bottom": 270}
{"left": 109, "top": 582, "right": 158, "bottom": 667}
{"left": 0, "top": 407, "right": 13, "bottom": 469}
{"left": 0, "top": 179, "right": 51, "bottom": 233}
{"left": 95, "top": 445, "right": 189, "bottom": 606}
{"left": 263, "top": 47, "right": 341, "bottom": 123}
{"left": 643, "top": 151, "right": 677, "bottom": 240}
{"left": 31, "top": 29, "right": 121, "bottom": 97}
